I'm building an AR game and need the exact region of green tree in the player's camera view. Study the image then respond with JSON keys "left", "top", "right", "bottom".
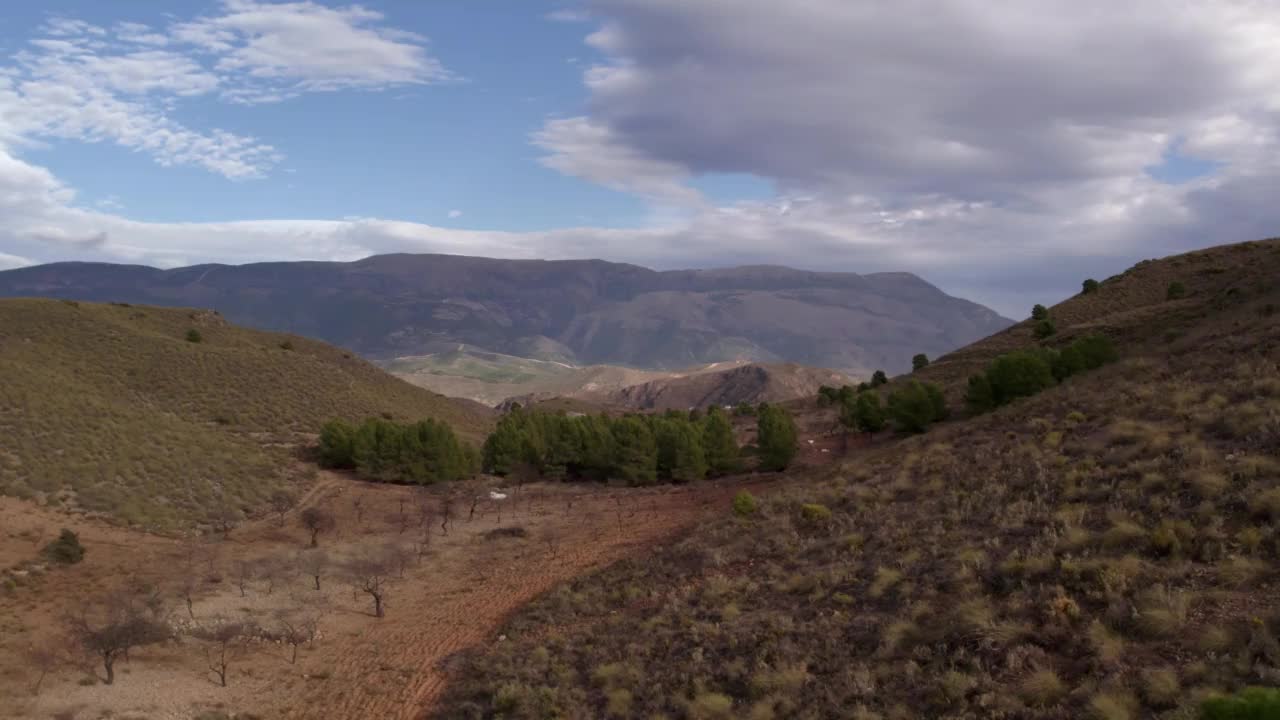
{"left": 964, "top": 374, "right": 995, "bottom": 414}
{"left": 318, "top": 419, "right": 356, "bottom": 468}
{"left": 986, "top": 351, "right": 1055, "bottom": 405}
{"left": 611, "top": 416, "right": 657, "bottom": 485}
{"left": 1033, "top": 318, "right": 1056, "bottom": 339}
{"left": 43, "top": 529, "right": 85, "bottom": 565}
{"left": 655, "top": 419, "right": 708, "bottom": 482}
{"left": 1082, "top": 278, "right": 1100, "bottom": 294}
{"left": 185, "top": 328, "right": 203, "bottom": 343}
{"left": 888, "top": 381, "right": 946, "bottom": 433}
{"left": 1031, "top": 304, "right": 1049, "bottom": 321}
{"left": 911, "top": 354, "right": 929, "bottom": 372}
{"left": 870, "top": 370, "right": 888, "bottom": 387}
{"left": 701, "top": 407, "right": 741, "bottom": 476}
{"left": 756, "top": 405, "right": 798, "bottom": 472}
{"left": 842, "top": 391, "right": 885, "bottom": 434}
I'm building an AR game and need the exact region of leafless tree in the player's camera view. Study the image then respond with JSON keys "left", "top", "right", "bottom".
{"left": 299, "top": 507, "right": 336, "bottom": 548}
{"left": 213, "top": 506, "right": 240, "bottom": 540}
{"left": 297, "top": 549, "right": 329, "bottom": 591}
{"left": 412, "top": 524, "right": 433, "bottom": 560}
{"left": 23, "top": 640, "right": 68, "bottom": 695}
{"left": 440, "top": 497, "right": 455, "bottom": 536}
{"left": 541, "top": 527, "right": 564, "bottom": 561}
{"left": 253, "top": 555, "right": 287, "bottom": 595}
{"left": 66, "top": 591, "right": 171, "bottom": 685}
{"left": 193, "top": 620, "right": 251, "bottom": 687}
{"left": 272, "top": 607, "right": 321, "bottom": 665}
{"left": 381, "top": 542, "right": 413, "bottom": 578}
{"left": 269, "top": 490, "right": 295, "bottom": 526}
{"left": 352, "top": 495, "right": 366, "bottom": 526}
{"left": 233, "top": 559, "right": 255, "bottom": 598}
{"left": 346, "top": 550, "right": 394, "bottom": 618}
{"left": 177, "top": 573, "right": 199, "bottom": 620}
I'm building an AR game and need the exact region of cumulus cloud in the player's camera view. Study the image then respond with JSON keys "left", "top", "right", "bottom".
{"left": 447, "top": 209, "right": 463, "bottom": 219}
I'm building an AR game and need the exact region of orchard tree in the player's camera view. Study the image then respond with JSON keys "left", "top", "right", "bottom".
{"left": 299, "top": 507, "right": 335, "bottom": 548}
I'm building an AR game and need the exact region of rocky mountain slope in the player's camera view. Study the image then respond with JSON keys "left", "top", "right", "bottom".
{"left": 0, "top": 255, "right": 1011, "bottom": 376}
{"left": 0, "top": 298, "right": 491, "bottom": 529}
{"left": 436, "top": 237, "right": 1280, "bottom": 719}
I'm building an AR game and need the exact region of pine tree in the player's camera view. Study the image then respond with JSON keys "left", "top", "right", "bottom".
{"left": 611, "top": 416, "right": 657, "bottom": 485}
{"left": 757, "top": 405, "right": 798, "bottom": 472}
{"left": 702, "top": 407, "right": 741, "bottom": 476}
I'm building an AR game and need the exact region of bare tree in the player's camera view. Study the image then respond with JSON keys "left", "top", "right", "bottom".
{"left": 213, "top": 506, "right": 241, "bottom": 540}
{"left": 352, "top": 495, "right": 366, "bottom": 526}
{"left": 346, "top": 550, "right": 394, "bottom": 618}
{"left": 381, "top": 542, "right": 413, "bottom": 578}
{"left": 439, "top": 497, "right": 455, "bottom": 536}
{"left": 541, "top": 527, "right": 564, "bottom": 561}
{"left": 66, "top": 592, "right": 171, "bottom": 685}
{"left": 412, "top": 524, "right": 433, "bottom": 560}
{"left": 299, "top": 507, "right": 336, "bottom": 548}
{"left": 233, "top": 560, "right": 255, "bottom": 598}
{"left": 253, "top": 555, "right": 287, "bottom": 595}
{"left": 272, "top": 607, "right": 321, "bottom": 665}
{"left": 193, "top": 620, "right": 251, "bottom": 687}
{"left": 297, "top": 549, "right": 329, "bottom": 591}
{"left": 23, "top": 641, "right": 67, "bottom": 696}
{"left": 269, "top": 490, "right": 295, "bottom": 526}
{"left": 177, "top": 572, "right": 199, "bottom": 620}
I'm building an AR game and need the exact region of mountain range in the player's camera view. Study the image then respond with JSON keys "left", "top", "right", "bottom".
{"left": 0, "top": 254, "right": 1012, "bottom": 377}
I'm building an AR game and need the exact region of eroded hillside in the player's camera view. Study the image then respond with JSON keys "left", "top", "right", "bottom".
{"left": 435, "top": 238, "right": 1280, "bottom": 719}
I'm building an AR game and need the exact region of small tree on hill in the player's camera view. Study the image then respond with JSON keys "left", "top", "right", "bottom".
{"left": 965, "top": 374, "right": 996, "bottom": 414}
{"left": 887, "top": 381, "right": 947, "bottom": 434}
{"left": 911, "top": 354, "right": 929, "bottom": 372}
{"left": 346, "top": 551, "right": 394, "bottom": 618}
{"left": 297, "top": 549, "right": 329, "bottom": 591}
{"left": 1167, "top": 281, "right": 1187, "bottom": 300}
{"left": 756, "top": 405, "right": 798, "bottom": 472}
{"left": 269, "top": 490, "right": 294, "bottom": 526}
{"left": 1034, "top": 318, "right": 1056, "bottom": 339}
{"left": 1082, "top": 278, "right": 1099, "bottom": 294}
{"left": 67, "top": 592, "right": 171, "bottom": 685}
{"left": 299, "top": 507, "right": 335, "bottom": 548}
{"left": 1031, "top": 304, "right": 1049, "bottom": 321}
{"left": 701, "top": 407, "right": 742, "bottom": 476}
{"left": 850, "top": 391, "right": 886, "bottom": 434}
{"left": 870, "top": 370, "right": 888, "bottom": 387}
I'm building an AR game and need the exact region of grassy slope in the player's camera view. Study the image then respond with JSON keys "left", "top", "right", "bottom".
{"left": 436, "top": 238, "right": 1280, "bottom": 719}
{"left": 0, "top": 299, "right": 491, "bottom": 529}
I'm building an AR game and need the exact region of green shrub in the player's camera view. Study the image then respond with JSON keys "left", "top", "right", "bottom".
{"left": 1082, "top": 278, "right": 1100, "bottom": 294}
{"left": 870, "top": 370, "right": 888, "bottom": 387}
{"left": 911, "top": 354, "right": 929, "bottom": 372}
{"left": 842, "top": 390, "right": 886, "bottom": 434}
{"left": 1167, "top": 281, "right": 1187, "bottom": 300}
{"left": 42, "top": 529, "right": 85, "bottom": 565}
{"left": 799, "top": 503, "right": 832, "bottom": 525}
{"left": 1032, "top": 304, "right": 1049, "bottom": 320}
{"left": 185, "top": 328, "right": 203, "bottom": 343}
{"left": 732, "top": 491, "right": 759, "bottom": 517}
{"left": 887, "top": 381, "right": 947, "bottom": 433}
{"left": 1034, "top": 319, "right": 1057, "bottom": 338}
{"left": 1200, "top": 687, "right": 1280, "bottom": 719}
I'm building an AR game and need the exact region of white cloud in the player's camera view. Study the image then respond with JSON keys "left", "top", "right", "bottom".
{"left": 0, "top": 252, "right": 33, "bottom": 270}
{"left": 447, "top": 209, "right": 463, "bottom": 219}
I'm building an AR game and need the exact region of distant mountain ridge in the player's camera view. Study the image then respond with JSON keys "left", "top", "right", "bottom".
{"left": 0, "top": 254, "right": 1012, "bottom": 375}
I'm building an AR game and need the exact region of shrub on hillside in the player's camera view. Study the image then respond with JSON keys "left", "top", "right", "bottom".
{"left": 841, "top": 390, "right": 886, "bottom": 434}
{"left": 912, "top": 353, "right": 929, "bottom": 371}
{"left": 888, "top": 380, "right": 948, "bottom": 433}
{"left": 1034, "top": 318, "right": 1057, "bottom": 339}
{"left": 1031, "top": 304, "right": 1049, "bottom": 320}
{"left": 1167, "top": 281, "right": 1187, "bottom": 300}
{"left": 42, "top": 529, "right": 85, "bottom": 565}
{"left": 1200, "top": 687, "right": 1280, "bottom": 719}
{"left": 185, "top": 328, "right": 203, "bottom": 343}
{"left": 870, "top": 370, "right": 888, "bottom": 387}
{"left": 1082, "top": 278, "right": 1100, "bottom": 294}
{"left": 732, "top": 491, "right": 758, "bottom": 517}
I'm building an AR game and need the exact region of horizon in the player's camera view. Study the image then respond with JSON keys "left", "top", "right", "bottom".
{"left": 3, "top": 1, "right": 1280, "bottom": 318}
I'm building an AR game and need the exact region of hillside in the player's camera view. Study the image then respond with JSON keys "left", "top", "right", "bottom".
{"left": 0, "top": 298, "right": 491, "bottom": 530}
{"left": 0, "top": 255, "right": 1011, "bottom": 376}
{"left": 435, "top": 238, "right": 1280, "bottom": 718}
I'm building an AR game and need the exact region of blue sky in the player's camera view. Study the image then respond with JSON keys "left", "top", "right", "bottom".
{"left": 0, "top": 1, "right": 1276, "bottom": 317}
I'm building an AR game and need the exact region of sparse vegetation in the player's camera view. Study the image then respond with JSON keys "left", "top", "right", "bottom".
{"left": 42, "top": 529, "right": 85, "bottom": 565}
{"left": 1168, "top": 280, "right": 1188, "bottom": 299}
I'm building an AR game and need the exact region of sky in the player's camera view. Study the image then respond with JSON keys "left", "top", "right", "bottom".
{"left": 1, "top": 1, "right": 1279, "bottom": 317}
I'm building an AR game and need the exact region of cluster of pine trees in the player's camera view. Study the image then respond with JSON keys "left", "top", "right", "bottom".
{"left": 482, "top": 405, "right": 798, "bottom": 484}
{"left": 831, "top": 380, "right": 948, "bottom": 435}
{"left": 317, "top": 417, "right": 479, "bottom": 484}
{"left": 965, "top": 334, "right": 1118, "bottom": 413}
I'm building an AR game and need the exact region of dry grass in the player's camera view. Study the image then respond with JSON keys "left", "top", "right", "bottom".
{"left": 0, "top": 299, "right": 491, "bottom": 529}
{"left": 434, "top": 238, "right": 1280, "bottom": 719}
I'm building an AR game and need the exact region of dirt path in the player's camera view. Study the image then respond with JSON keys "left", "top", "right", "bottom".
{"left": 1, "top": 474, "right": 767, "bottom": 720}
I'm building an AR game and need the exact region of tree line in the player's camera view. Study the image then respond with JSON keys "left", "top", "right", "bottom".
{"left": 482, "top": 404, "right": 799, "bottom": 484}
{"left": 317, "top": 417, "right": 480, "bottom": 484}
{"left": 823, "top": 379, "right": 949, "bottom": 435}
{"left": 965, "top": 334, "right": 1118, "bottom": 414}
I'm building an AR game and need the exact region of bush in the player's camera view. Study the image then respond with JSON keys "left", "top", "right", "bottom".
{"left": 279, "top": 340, "right": 294, "bottom": 351}
{"left": 1031, "top": 304, "right": 1049, "bottom": 320}
{"left": 799, "top": 503, "right": 832, "bottom": 524}
{"left": 911, "top": 353, "right": 929, "bottom": 372}
{"left": 1167, "top": 281, "right": 1187, "bottom": 300}
{"left": 732, "top": 491, "right": 758, "bottom": 517}
{"left": 887, "top": 381, "right": 947, "bottom": 433}
{"left": 870, "top": 370, "right": 888, "bottom": 387}
{"left": 43, "top": 529, "right": 85, "bottom": 565}
{"left": 1082, "top": 278, "right": 1100, "bottom": 294}
{"left": 1034, "top": 319, "right": 1057, "bottom": 339}
{"left": 1200, "top": 687, "right": 1280, "bottom": 719}
{"left": 841, "top": 391, "right": 886, "bottom": 434}
{"left": 185, "top": 328, "right": 203, "bottom": 343}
